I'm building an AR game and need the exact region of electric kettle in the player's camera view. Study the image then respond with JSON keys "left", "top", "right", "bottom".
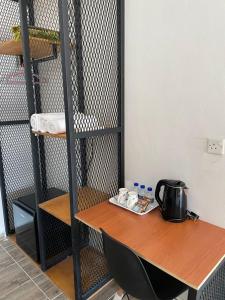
{"left": 155, "top": 179, "right": 188, "bottom": 222}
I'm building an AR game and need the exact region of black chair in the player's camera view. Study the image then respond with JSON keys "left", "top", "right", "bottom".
{"left": 102, "top": 230, "right": 188, "bottom": 300}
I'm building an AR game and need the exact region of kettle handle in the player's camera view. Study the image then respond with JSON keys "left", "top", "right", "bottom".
{"left": 155, "top": 180, "right": 168, "bottom": 208}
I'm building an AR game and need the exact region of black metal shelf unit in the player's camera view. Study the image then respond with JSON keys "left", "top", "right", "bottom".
{"left": 18, "top": 0, "right": 124, "bottom": 299}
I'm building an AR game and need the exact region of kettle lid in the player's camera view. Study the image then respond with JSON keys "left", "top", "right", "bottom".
{"left": 165, "top": 180, "right": 187, "bottom": 189}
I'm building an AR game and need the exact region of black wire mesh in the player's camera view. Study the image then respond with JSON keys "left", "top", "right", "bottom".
{"left": 0, "top": 0, "right": 29, "bottom": 122}
{"left": 0, "top": 0, "right": 35, "bottom": 232}
{"left": 23, "top": 0, "right": 72, "bottom": 265}
{"left": 76, "top": 135, "right": 119, "bottom": 295}
{"left": 68, "top": 0, "right": 119, "bottom": 131}
{"left": 199, "top": 260, "right": 225, "bottom": 300}
{"left": 0, "top": 0, "right": 121, "bottom": 297}
{"left": 65, "top": 0, "right": 120, "bottom": 295}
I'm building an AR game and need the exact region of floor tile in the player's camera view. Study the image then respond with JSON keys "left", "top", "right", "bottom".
{"left": 0, "top": 249, "right": 14, "bottom": 272}
{"left": 34, "top": 274, "right": 63, "bottom": 299}
{"left": 54, "top": 294, "right": 69, "bottom": 300}
{"left": 0, "top": 263, "right": 29, "bottom": 297}
{"left": 177, "top": 290, "right": 188, "bottom": 300}
{"left": 6, "top": 244, "right": 26, "bottom": 262}
{"left": 0, "top": 280, "right": 47, "bottom": 300}
{"left": 90, "top": 280, "right": 119, "bottom": 300}
{"left": 19, "top": 257, "right": 42, "bottom": 279}
{"left": 0, "top": 238, "right": 13, "bottom": 249}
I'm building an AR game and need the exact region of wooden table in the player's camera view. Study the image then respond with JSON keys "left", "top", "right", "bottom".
{"left": 76, "top": 201, "right": 225, "bottom": 300}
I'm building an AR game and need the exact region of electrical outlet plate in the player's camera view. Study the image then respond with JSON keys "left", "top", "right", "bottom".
{"left": 207, "top": 139, "right": 225, "bottom": 155}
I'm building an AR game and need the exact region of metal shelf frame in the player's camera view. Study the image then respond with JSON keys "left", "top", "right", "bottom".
{"left": 17, "top": 0, "right": 125, "bottom": 299}
{"left": 59, "top": 0, "right": 124, "bottom": 298}
{"left": 1, "top": 0, "right": 124, "bottom": 299}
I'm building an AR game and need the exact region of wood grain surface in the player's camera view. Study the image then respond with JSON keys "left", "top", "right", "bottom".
{"left": 76, "top": 201, "right": 225, "bottom": 290}
{"left": 39, "top": 187, "right": 109, "bottom": 226}
{"left": 32, "top": 131, "right": 66, "bottom": 139}
{"left": 0, "top": 38, "right": 60, "bottom": 59}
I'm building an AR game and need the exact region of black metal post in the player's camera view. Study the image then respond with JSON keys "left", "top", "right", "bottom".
{"left": 0, "top": 141, "right": 10, "bottom": 235}
{"left": 18, "top": 0, "right": 47, "bottom": 271}
{"left": 32, "top": 62, "right": 48, "bottom": 198}
{"left": 58, "top": 0, "right": 82, "bottom": 299}
{"left": 27, "top": 0, "right": 48, "bottom": 198}
{"left": 117, "top": 0, "right": 125, "bottom": 189}
{"left": 0, "top": 120, "right": 29, "bottom": 126}
{"left": 188, "top": 289, "right": 198, "bottom": 300}
{"left": 73, "top": 0, "right": 87, "bottom": 187}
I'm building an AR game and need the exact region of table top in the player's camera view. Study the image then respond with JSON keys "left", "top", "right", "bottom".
{"left": 76, "top": 201, "right": 225, "bottom": 290}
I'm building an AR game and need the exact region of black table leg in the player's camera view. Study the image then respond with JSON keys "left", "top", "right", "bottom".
{"left": 188, "top": 288, "right": 198, "bottom": 300}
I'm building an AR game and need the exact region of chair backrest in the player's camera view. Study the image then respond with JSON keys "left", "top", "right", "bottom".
{"left": 102, "top": 230, "right": 158, "bottom": 300}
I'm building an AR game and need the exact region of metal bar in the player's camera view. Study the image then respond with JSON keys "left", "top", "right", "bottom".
{"left": 187, "top": 289, "right": 198, "bottom": 300}
{"left": 73, "top": 0, "right": 85, "bottom": 113}
{"left": 27, "top": 0, "right": 34, "bottom": 25}
{"left": 32, "top": 63, "right": 48, "bottom": 196}
{"left": 0, "top": 120, "right": 29, "bottom": 126}
{"left": 28, "top": 0, "right": 48, "bottom": 198}
{"left": 73, "top": 0, "right": 87, "bottom": 187}
{"left": 117, "top": 0, "right": 125, "bottom": 189}
{"left": 19, "top": 0, "right": 47, "bottom": 271}
{"left": 81, "top": 274, "right": 112, "bottom": 300}
{"left": 74, "top": 127, "right": 122, "bottom": 139}
{"left": 58, "top": 0, "right": 82, "bottom": 299}
{"left": 0, "top": 141, "right": 10, "bottom": 235}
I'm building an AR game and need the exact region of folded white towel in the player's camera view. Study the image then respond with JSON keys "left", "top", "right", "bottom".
{"left": 31, "top": 112, "right": 101, "bottom": 134}
{"left": 30, "top": 114, "right": 40, "bottom": 132}
{"left": 47, "top": 118, "right": 66, "bottom": 134}
{"left": 30, "top": 113, "right": 65, "bottom": 132}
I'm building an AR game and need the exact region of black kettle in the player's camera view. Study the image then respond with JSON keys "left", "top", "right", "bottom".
{"left": 155, "top": 179, "right": 188, "bottom": 222}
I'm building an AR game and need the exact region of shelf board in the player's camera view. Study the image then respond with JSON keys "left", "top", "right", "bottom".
{"left": 0, "top": 37, "right": 60, "bottom": 59}
{"left": 46, "top": 246, "right": 112, "bottom": 299}
{"left": 33, "top": 131, "right": 66, "bottom": 139}
{"left": 39, "top": 186, "right": 109, "bottom": 226}
{"left": 33, "top": 127, "right": 122, "bottom": 140}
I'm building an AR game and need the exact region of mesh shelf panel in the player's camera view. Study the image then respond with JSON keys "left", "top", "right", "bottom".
{"left": 0, "top": 0, "right": 29, "bottom": 122}
{"left": 80, "top": 229, "right": 108, "bottom": 294}
{"left": 24, "top": 0, "right": 71, "bottom": 264}
{"left": 64, "top": 0, "right": 121, "bottom": 297}
{"left": 77, "top": 134, "right": 118, "bottom": 210}
{"left": 44, "top": 137, "right": 69, "bottom": 195}
{"left": 0, "top": 124, "right": 34, "bottom": 230}
{"left": 0, "top": 0, "right": 34, "bottom": 232}
{"left": 28, "top": 0, "right": 68, "bottom": 199}
{"left": 199, "top": 260, "right": 225, "bottom": 300}
{"left": 67, "top": 0, "right": 119, "bottom": 131}
{"left": 76, "top": 134, "right": 119, "bottom": 294}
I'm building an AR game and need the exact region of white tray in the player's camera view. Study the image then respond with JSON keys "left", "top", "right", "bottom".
{"left": 109, "top": 195, "right": 159, "bottom": 216}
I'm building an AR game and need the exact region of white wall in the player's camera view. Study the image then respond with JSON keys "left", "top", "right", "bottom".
{"left": 125, "top": 0, "right": 225, "bottom": 228}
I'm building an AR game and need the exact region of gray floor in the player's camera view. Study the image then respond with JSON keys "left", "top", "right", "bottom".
{"left": 0, "top": 237, "right": 68, "bottom": 300}
{"left": 0, "top": 237, "right": 188, "bottom": 300}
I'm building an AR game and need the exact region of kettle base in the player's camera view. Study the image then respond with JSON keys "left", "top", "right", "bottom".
{"left": 162, "top": 214, "right": 187, "bottom": 223}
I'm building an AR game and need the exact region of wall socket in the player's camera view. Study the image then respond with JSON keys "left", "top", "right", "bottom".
{"left": 207, "top": 139, "right": 225, "bottom": 155}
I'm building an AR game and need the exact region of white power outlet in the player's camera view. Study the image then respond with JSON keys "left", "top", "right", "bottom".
{"left": 207, "top": 139, "right": 225, "bottom": 155}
